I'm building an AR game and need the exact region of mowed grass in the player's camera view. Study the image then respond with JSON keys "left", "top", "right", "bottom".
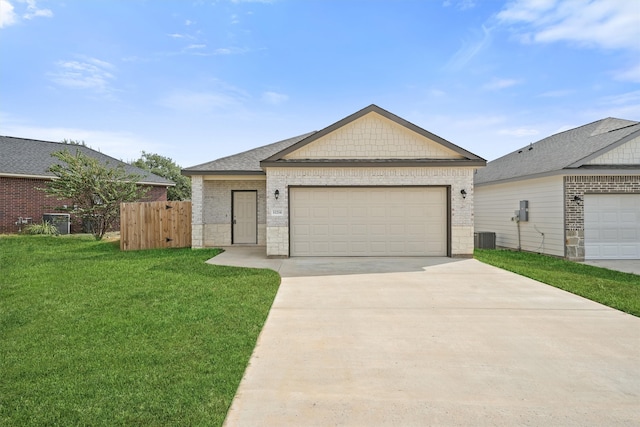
{"left": 0, "top": 235, "right": 280, "bottom": 426}
{"left": 475, "top": 249, "right": 640, "bottom": 317}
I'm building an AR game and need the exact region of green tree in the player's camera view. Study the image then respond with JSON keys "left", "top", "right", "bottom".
{"left": 44, "top": 148, "right": 148, "bottom": 240}
{"left": 132, "top": 151, "right": 191, "bottom": 201}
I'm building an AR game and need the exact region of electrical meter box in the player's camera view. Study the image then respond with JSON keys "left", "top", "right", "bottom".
{"left": 519, "top": 200, "right": 529, "bottom": 222}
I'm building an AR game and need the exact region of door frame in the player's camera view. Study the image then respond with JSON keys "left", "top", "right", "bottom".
{"left": 231, "top": 190, "right": 258, "bottom": 244}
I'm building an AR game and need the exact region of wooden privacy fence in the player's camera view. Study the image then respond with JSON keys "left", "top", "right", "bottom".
{"left": 120, "top": 201, "right": 191, "bottom": 251}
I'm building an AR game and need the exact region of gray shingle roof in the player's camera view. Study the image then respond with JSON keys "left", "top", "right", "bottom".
{"left": 475, "top": 118, "right": 640, "bottom": 185}
{"left": 182, "top": 132, "right": 316, "bottom": 175}
{"left": 0, "top": 135, "right": 174, "bottom": 186}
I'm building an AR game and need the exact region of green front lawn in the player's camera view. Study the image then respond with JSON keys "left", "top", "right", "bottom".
{"left": 475, "top": 249, "right": 640, "bottom": 317}
{"left": 0, "top": 235, "right": 280, "bottom": 426}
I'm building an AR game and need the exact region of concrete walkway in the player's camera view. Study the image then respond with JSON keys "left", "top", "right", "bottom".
{"left": 210, "top": 248, "right": 640, "bottom": 426}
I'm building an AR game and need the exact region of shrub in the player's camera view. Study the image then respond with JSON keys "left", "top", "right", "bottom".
{"left": 24, "top": 221, "right": 60, "bottom": 236}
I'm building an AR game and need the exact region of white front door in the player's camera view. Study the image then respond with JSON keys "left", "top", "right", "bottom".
{"left": 233, "top": 191, "right": 257, "bottom": 244}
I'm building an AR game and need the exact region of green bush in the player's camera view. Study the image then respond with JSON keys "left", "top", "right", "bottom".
{"left": 24, "top": 221, "right": 60, "bottom": 236}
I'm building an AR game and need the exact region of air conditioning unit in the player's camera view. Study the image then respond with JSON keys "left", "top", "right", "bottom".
{"left": 43, "top": 213, "right": 71, "bottom": 235}
{"left": 474, "top": 232, "right": 496, "bottom": 249}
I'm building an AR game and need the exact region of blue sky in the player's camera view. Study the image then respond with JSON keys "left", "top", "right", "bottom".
{"left": 1, "top": 0, "right": 639, "bottom": 167}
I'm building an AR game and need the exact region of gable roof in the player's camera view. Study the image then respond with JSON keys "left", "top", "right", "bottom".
{"left": 475, "top": 118, "right": 640, "bottom": 185}
{"left": 0, "top": 135, "right": 174, "bottom": 186}
{"left": 261, "top": 105, "right": 485, "bottom": 167}
{"left": 184, "top": 105, "right": 485, "bottom": 175}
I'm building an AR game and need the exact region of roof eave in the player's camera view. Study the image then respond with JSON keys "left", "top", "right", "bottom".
{"left": 260, "top": 159, "right": 487, "bottom": 168}
{"left": 181, "top": 169, "right": 266, "bottom": 176}
{"left": 0, "top": 172, "right": 53, "bottom": 180}
{"left": 475, "top": 166, "right": 640, "bottom": 187}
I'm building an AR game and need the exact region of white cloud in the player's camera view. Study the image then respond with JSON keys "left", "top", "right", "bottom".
{"left": 22, "top": 0, "right": 52, "bottom": 20}
{"left": 445, "top": 24, "right": 493, "bottom": 71}
{"left": 261, "top": 91, "right": 288, "bottom": 105}
{"left": 442, "top": 0, "right": 475, "bottom": 9}
{"left": 186, "top": 44, "right": 206, "bottom": 49}
{"left": 599, "top": 90, "right": 640, "bottom": 106}
{"left": 482, "top": 78, "right": 522, "bottom": 90}
{"left": 498, "top": 0, "right": 640, "bottom": 51}
{"left": 0, "top": 0, "right": 17, "bottom": 28}
{"left": 613, "top": 62, "right": 640, "bottom": 83}
{"left": 498, "top": 127, "right": 540, "bottom": 137}
{"left": 213, "top": 47, "right": 247, "bottom": 55}
{"left": 49, "top": 57, "right": 116, "bottom": 93}
{"left": 537, "top": 89, "right": 573, "bottom": 98}
{"left": 1, "top": 0, "right": 52, "bottom": 27}
{"left": 581, "top": 90, "right": 640, "bottom": 121}
{"left": 158, "top": 90, "right": 245, "bottom": 112}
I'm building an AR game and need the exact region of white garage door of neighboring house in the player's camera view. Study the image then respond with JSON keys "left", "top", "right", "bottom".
{"left": 584, "top": 194, "right": 640, "bottom": 260}
{"left": 290, "top": 187, "right": 447, "bottom": 256}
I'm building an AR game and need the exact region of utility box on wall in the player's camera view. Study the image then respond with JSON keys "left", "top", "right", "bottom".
{"left": 519, "top": 200, "right": 529, "bottom": 222}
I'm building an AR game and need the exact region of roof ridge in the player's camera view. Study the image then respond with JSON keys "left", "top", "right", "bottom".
{"left": 508, "top": 117, "right": 618, "bottom": 154}
{"left": 607, "top": 122, "right": 640, "bottom": 133}
{"left": 1, "top": 135, "right": 83, "bottom": 146}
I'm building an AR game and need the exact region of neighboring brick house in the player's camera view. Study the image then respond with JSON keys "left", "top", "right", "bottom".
{"left": 183, "top": 104, "right": 486, "bottom": 257}
{"left": 474, "top": 118, "right": 640, "bottom": 261}
{"left": 0, "top": 136, "right": 174, "bottom": 234}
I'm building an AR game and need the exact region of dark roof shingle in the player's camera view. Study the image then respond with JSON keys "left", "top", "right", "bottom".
{"left": 0, "top": 136, "right": 173, "bottom": 186}
{"left": 182, "top": 132, "right": 316, "bottom": 175}
{"left": 475, "top": 118, "right": 640, "bottom": 185}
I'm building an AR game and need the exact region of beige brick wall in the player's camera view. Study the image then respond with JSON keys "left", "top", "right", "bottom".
{"left": 191, "top": 175, "right": 204, "bottom": 248}
{"left": 284, "top": 113, "right": 464, "bottom": 160}
{"left": 190, "top": 177, "right": 266, "bottom": 247}
{"left": 265, "top": 166, "right": 476, "bottom": 257}
{"left": 587, "top": 136, "right": 640, "bottom": 165}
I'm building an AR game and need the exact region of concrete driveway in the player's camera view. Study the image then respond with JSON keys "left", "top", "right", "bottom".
{"left": 209, "top": 248, "right": 640, "bottom": 426}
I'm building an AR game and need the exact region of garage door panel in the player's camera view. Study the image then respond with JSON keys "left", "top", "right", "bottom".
{"left": 351, "top": 207, "right": 368, "bottom": 218}
{"left": 351, "top": 224, "right": 368, "bottom": 235}
{"left": 370, "top": 207, "right": 386, "bottom": 218}
{"left": 332, "top": 242, "right": 348, "bottom": 253}
{"left": 290, "top": 187, "right": 447, "bottom": 256}
{"left": 332, "top": 224, "right": 349, "bottom": 235}
{"left": 585, "top": 194, "right": 640, "bottom": 260}
{"left": 293, "top": 206, "right": 311, "bottom": 218}
{"left": 331, "top": 206, "right": 348, "bottom": 218}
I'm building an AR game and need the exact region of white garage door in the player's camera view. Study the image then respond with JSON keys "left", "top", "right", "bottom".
{"left": 584, "top": 194, "right": 640, "bottom": 260}
{"left": 290, "top": 187, "right": 447, "bottom": 256}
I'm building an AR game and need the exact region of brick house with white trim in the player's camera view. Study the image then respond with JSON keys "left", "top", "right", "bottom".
{"left": 0, "top": 136, "right": 173, "bottom": 234}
